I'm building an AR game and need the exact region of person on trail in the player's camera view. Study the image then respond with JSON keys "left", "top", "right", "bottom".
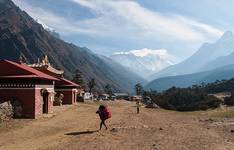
{"left": 96, "top": 105, "right": 111, "bottom": 130}
{"left": 136, "top": 99, "right": 140, "bottom": 114}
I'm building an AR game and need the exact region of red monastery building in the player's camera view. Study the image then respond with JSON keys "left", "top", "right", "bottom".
{"left": 28, "top": 56, "right": 83, "bottom": 105}
{"left": 0, "top": 60, "right": 58, "bottom": 118}
{"left": 0, "top": 57, "right": 83, "bottom": 119}
{"left": 55, "top": 77, "right": 81, "bottom": 104}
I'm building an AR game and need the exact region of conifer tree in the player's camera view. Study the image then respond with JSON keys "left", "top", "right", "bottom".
{"left": 88, "top": 78, "right": 96, "bottom": 93}
{"left": 72, "top": 69, "right": 85, "bottom": 88}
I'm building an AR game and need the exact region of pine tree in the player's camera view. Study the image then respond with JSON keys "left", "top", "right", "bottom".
{"left": 105, "top": 84, "right": 113, "bottom": 96}
{"left": 88, "top": 78, "right": 96, "bottom": 93}
{"left": 135, "top": 83, "right": 143, "bottom": 96}
{"left": 72, "top": 69, "right": 85, "bottom": 87}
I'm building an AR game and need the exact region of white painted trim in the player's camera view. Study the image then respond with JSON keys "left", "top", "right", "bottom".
{"left": 0, "top": 87, "right": 54, "bottom": 90}
{"left": 0, "top": 85, "right": 35, "bottom": 88}
{"left": 0, "top": 87, "right": 35, "bottom": 90}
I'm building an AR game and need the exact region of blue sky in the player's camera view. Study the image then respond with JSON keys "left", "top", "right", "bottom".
{"left": 12, "top": 0, "right": 233, "bottom": 61}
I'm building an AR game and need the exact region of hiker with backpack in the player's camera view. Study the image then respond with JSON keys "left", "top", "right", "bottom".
{"left": 96, "top": 104, "right": 111, "bottom": 130}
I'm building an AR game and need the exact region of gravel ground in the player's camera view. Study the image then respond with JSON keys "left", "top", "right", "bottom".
{"left": 0, "top": 100, "right": 234, "bottom": 150}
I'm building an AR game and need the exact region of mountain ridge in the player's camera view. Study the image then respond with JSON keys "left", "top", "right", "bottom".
{"left": 199, "top": 51, "right": 234, "bottom": 72}
{"left": 149, "top": 31, "right": 234, "bottom": 80}
{"left": 145, "top": 64, "right": 234, "bottom": 91}
{"left": 0, "top": 0, "right": 145, "bottom": 92}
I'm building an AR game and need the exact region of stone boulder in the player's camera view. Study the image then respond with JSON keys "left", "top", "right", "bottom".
{"left": 0, "top": 101, "right": 13, "bottom": 121}
{"left": 0, "top": 100, "right": 23, "bottom": 121}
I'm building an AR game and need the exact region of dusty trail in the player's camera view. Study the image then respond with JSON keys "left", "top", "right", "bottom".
{"left": 0, "top": 101, "right": 234, "bottom": 150}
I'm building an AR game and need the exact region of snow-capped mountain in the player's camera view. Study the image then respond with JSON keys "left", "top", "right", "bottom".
{"left": 110, "top": 48, "right": 177, "bottom": 79}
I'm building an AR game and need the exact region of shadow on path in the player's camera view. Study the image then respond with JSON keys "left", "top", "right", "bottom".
{"left": 65, "top": 130, "right": 98, "bottom": 136}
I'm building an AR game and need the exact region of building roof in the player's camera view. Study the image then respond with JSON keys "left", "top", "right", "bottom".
{"left": 56, "top": 77, "right": 80, "bottom": 87}
{"left": 0, "top": 60, "right": 58, "bottom": 81}
{"left": 28, "top": 55, "right": 64, "bottom": 76}
{"left": 29, "top": 64, "right": 64, "bottom": 76}
{"left": 113, "top": 93, "right": 129, "bottom": 96}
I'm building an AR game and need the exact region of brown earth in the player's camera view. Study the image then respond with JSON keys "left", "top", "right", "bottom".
{"left": 1, "top": 100, "right": 234, "bottom": 150}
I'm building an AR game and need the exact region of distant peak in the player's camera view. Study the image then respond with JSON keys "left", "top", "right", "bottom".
{"left": 113, "top": 48, "right": 169, "bottom": 57}
{"left": 220, "top": 31, "right": 234, "bottom": 40}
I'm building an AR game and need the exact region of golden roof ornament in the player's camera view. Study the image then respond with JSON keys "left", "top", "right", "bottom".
{"left": 19, "top": 55, "right": 23, "bottom": 64}
{"left": 45, "top": 55, "right": 48, "bottom": 64}
{"left": 27, "top": 55, "right": 64, "bottom": 76}
{"left": 42, "top": 55, "right": 50, "bottom": 66}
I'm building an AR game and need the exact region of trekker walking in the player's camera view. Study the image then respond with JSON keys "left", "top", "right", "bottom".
{"left": 96, "top": 105, "right": 111, "bottom": 130}
{"left": 136, "top": 99, "right": 140, "bottom": 114}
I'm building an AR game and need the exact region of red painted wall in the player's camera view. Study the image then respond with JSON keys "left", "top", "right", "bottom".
{"left": 0, "top": 85, "right": 55, "bottom": 119}
{"left": 0, "top": 89, "right": 36, "bottom": 118}
{"left": 57, "top": 89, "right": 76, "bottom": 104}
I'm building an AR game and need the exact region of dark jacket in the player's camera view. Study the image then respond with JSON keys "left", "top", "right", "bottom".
{"left": 96, "top": 105, "right": 106, "bottom": 120}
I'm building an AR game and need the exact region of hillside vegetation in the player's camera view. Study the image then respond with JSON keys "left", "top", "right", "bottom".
{"left": 144, "top": 77, "right": 234, "bottom": 111}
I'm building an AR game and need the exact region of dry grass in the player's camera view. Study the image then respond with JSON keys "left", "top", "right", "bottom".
{"left": 210, "top": 108, "right": 234, "bottom": 118}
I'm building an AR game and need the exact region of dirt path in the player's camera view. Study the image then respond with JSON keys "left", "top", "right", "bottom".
{"left": 0, "top": 101, "right": 234, "bottom": 150}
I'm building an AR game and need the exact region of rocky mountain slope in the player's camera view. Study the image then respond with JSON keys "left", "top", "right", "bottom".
{"left": 0, "top": 0, "right": 145, "bottom": 92}
{"left": 199, "top": 51, "right": 234, "bottom": 72}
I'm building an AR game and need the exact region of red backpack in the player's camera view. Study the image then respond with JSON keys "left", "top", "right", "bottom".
{"left": 103, "top": 107, "right": 111, "bottom": 119}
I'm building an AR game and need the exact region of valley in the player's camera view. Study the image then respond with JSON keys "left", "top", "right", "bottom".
{"left": 0, "top": 0, "right": 234, "bottom": 150}
{"left": 1, "top": 1, "right": 234, "bottom": 149}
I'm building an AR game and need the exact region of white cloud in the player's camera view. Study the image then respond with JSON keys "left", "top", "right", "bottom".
{"left": 13, "top": 0, "right": 223, "bottom": 43}
{"left": 12, "top": 0, "right": 224, "bottom": 60}
{"left": 71, "top": 0, "right": 223, "bottom": 42}
{"left": 71, "top": 0, "right": 97, "bottom": 9}
{"left": 175, "top": 15, "right": 223, "bottom": 38}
